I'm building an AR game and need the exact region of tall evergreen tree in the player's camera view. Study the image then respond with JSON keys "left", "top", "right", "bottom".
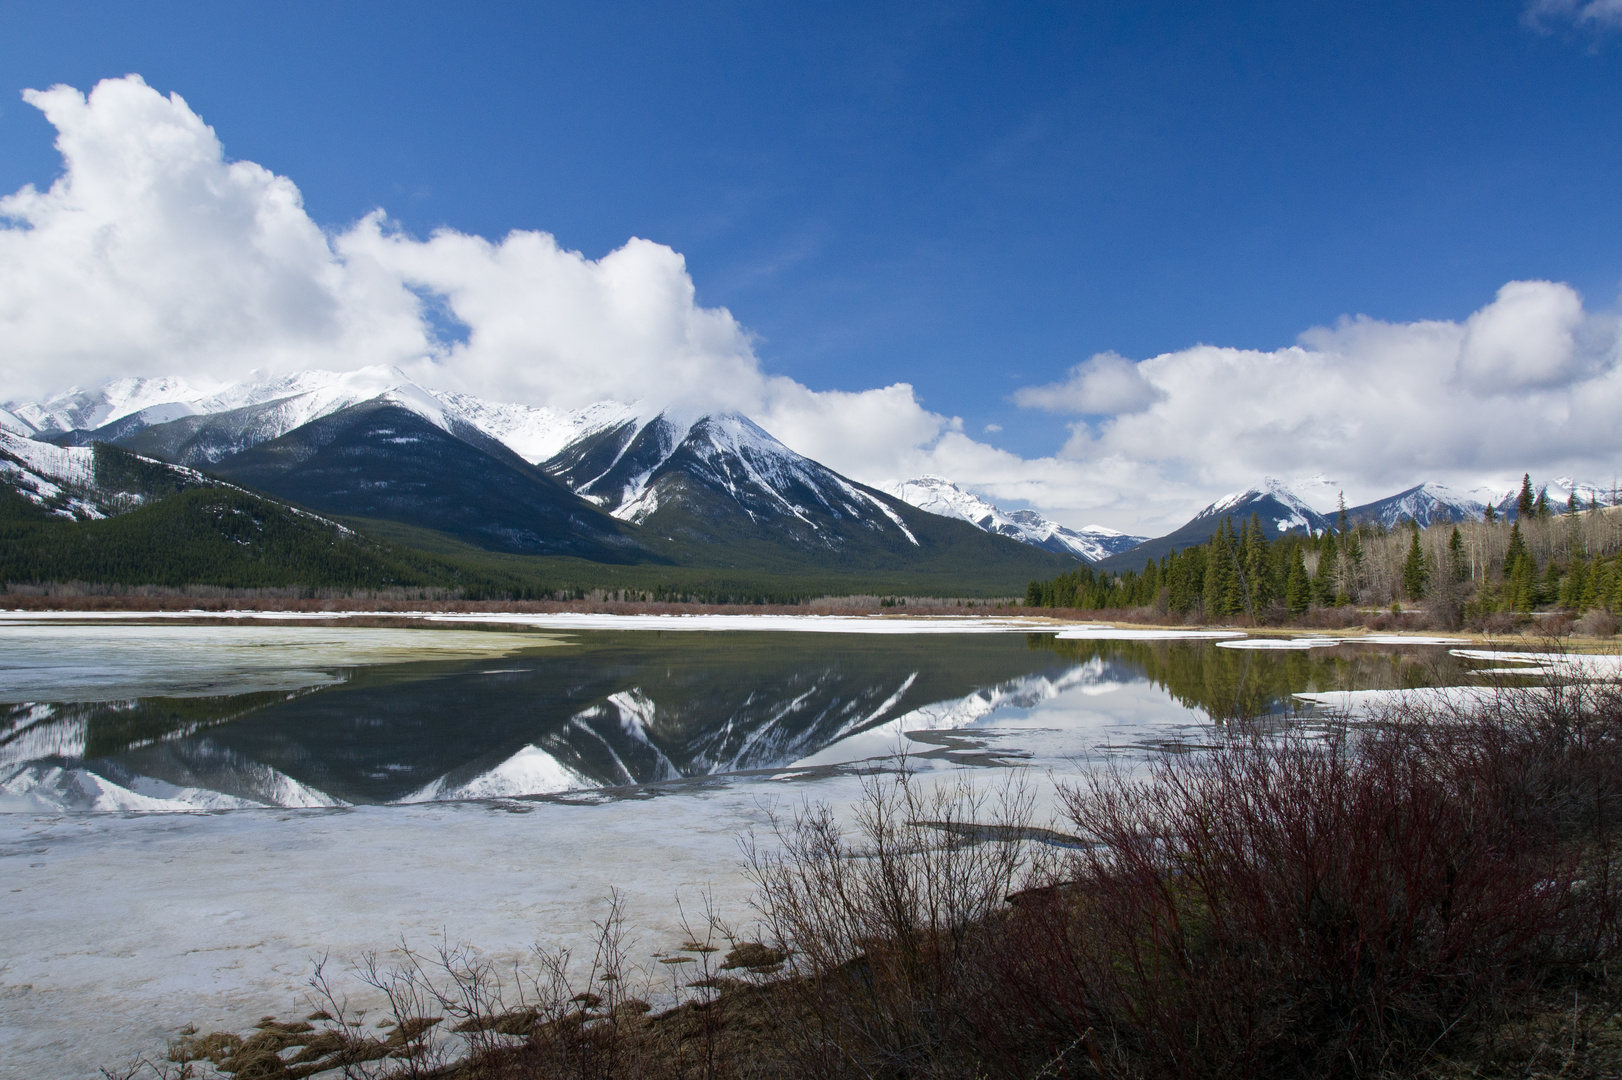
{"left": 1336, "top": 491, "right": 1348, "bottom": 537}
{"left": 1284, "top": 544, "right": 1311, "bottom": 616}
{"left": 1402, "top": 526, "right": 1429, "bottom": 601}
{"left": 1339, "top": 525, "right": 1363, "bottom": 603}
{"left": 1203, "top": 520, "right": 1238, "bottom": 618}
{"left": 1516, "top": 473, "right": 1535, "bottom": 519}
{"left": 1484, "top": 500, "right": 1497, "bottom": 523}
{"left": 1311, "top": 540, "right": 1335, "bottom": 607}
{"left": 1448, "top": 526, "right": 1466, "bottom": 581}
{"left": 1535, "top": 488, "right": 1551, "bottom": 519}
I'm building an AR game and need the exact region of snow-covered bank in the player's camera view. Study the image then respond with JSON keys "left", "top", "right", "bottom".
{"left": 0, "top": 610, "right": 1080, "bottom": 633}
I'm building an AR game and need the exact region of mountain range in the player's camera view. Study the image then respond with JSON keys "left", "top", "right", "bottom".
{"left": 6, "top": 367, "right": 1618, "bottom": 593}
{"left": 1, "top": 368, "right": 1081, "bottom": 594}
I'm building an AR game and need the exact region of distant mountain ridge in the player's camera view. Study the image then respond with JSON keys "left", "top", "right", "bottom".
{"left": 878, "top": 476, "right": 1145, "bottom": 562}
{"left": 1093, "top": 477, "right": 1334, "bottom": 571}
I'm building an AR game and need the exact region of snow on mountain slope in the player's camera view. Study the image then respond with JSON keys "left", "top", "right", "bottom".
{"left": 434, "top": 392, "right": 636, "bottom": 465}
{"left": 544, "top": 408, "right": 924, "bottom": 546}
{"left": 4, "top": 376, "right": 223, "bottom": 435}
{"left": 1547, "top": 477, "right": 1621, "bottom": 511}
{"left": 1198, "top": 477, "right": 1334, "bottom": 535}
{"left": 1346, "top": 482, "right": 1485, "bottom": 528}
{"left": 879, "top": 476, "right": 1143, "bottom": 562}
{"left": 0, "top": 430, "right": 118, "bottom": 519}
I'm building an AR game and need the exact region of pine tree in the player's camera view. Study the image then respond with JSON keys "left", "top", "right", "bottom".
{"left": 1568, "top": 491, "right": 1579, "bottom": 515}
{"left": 1336, "top": 492, "right": 1348, "bottom": 537}
{"left": 1516, "top": 473, "right": 1535, "bottom": 519}
{"left": 1505, "top": 519, "right": 1529, "bottom": 569}
{"left": 1242, "top": 513, "right": 1273, "bottom": 612}
{"left": 1503, "top": 521, "right": 1534, "bottom": 614}
{"left": 1535, "top": 488, "right": 1550, "bottom": 519}
{"left": 1448, "top": 526, "right": 1466, "bottom": 581}
{"left": 1340, "top": 525, "right": 1364, "bottom": 602}
{"left": 1284, "top": 544, "right": 1310, "bottom": 615}
{"left": 1484, "top": 501, "right": 1497, "bottom": 523}
{"left": 1203, "top": 520, "right": 1239, "bottom": 618}
{"left": 1312, "top": 540, "right": 1336, "bottom": 607}
{"left": 1402, "top": 526, "right": 1428, "bottom": 601}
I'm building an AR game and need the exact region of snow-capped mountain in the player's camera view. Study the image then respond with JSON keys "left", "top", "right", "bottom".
{"left": 1345, "top": 483, "right": 1485, "bottom": 528}
{"left": 878, "top": 476, "right": 1144, "bottom": 562}
{"left": 1094, "top": 477, "right": 1334, "bottom": 571}
{"left": 541, "top": 408, "right": 926, "bottom": 550}
{"left": 1545, "top": 477, "right": 1621, "bottom": 513}
{"left": 1200, "top": 477, "right": 1336, "bottom": 535}
{"left": 434, "top": 392, "right": 636, "bottom": 465}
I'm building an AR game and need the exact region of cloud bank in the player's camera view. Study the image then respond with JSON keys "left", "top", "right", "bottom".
{"left": 2, "top": 76, "right": 1619, "bottom": 535}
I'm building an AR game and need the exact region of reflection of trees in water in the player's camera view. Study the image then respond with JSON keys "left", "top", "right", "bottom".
{"left": 1027, "top": 635, "right": 1468, "bottom": 723}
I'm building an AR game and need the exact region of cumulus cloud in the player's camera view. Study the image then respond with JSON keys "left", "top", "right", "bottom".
{"left": 1013, "top": 281, "right": 1622, "bottom": 520}
{"left": 0, "top": 77, "right": 428, "bottom": 392}
{"left": 1012, "top": 352, "right": 1164, "bottom": 414}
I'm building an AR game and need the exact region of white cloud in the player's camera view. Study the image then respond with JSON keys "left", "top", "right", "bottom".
{"left": 1526, "top": 0, "right": 1622, "bottom": 29}
{"left": 1012, "top": 351, "right": 1164, "bottom": 414}
{"left": 1012, "top": 281, "right": 1622, "bottom": 524}
{"left": 1457, "top": 280, "right": 1586, "bottom": 390}
{"left": 0, "top": 77, "right": 428, "bottom": 394}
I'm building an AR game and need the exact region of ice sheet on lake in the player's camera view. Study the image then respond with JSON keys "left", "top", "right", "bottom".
{"left": 0, "top": 796, "right": 782, "bottom": 1079}
{"left": 1217, "top": 637, "right": 1343, "bottom": 650}
{"left": 1294, "top": 686, "right": 1522, "bottom": 717}
{"left": 0, "top": 624, "right": 556, "bottom": 703}
{"left": 1054, "top": 626, "right": 1245, "bottom": 640}
{"left": 1450, "top": 649, "right": 1622, "bottom": 680}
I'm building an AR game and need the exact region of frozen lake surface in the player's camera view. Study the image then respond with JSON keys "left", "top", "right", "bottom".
{"left": 0, "top": 616, "right": 1502, "bottom": 1076}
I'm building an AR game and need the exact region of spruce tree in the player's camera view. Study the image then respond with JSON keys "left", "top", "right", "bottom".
{"left": 1448, "top": 526, "right": 1466, "bottom": 581}
{"left": 1340, "top": 525, "right": 1364, "bottom": 602}
{"left": 1402, "top": 526, "right": 1429, "bottom": 601}
{"left": 1312, "top": 541, "right": 1336, "bottom": 607}
{"left": 1203, "top": 521, "right": 1237, "bottom": 618}
{"left": 1516, "top": 473, "right": 1535, "bottom": 519}
{"left": 1484, "top": 501, "right": 1497, "bottom": 523}
{"left": 1284, "top": 545, "right": 1310, "bottom": 616}
{"left": 1535, "top": 488, "right": 1550, "bottom": 519}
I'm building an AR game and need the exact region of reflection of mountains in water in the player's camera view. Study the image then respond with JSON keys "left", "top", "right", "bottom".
{"left": 0, "top": 634, "right": 1470, "bottom": 811}
{"left": 3, "top": 634, "right": 1090, "bottom": 809}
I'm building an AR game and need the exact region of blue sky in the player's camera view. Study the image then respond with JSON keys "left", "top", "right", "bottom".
{"left": 2, "top": 1, "right": 1621, "bottom": 529}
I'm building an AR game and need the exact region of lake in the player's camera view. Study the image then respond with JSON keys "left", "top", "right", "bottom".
{"left": 0, "top": 615, "right": 1498, "bottom": 1076}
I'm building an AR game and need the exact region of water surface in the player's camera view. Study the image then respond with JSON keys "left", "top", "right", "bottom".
{"left": 0, "top": 624, "right": 1482, "bottom": 812}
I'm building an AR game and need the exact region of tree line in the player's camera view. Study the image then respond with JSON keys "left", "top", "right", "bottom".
{"left": 1026, "top": 475, "right": 1622, "bottom": 626}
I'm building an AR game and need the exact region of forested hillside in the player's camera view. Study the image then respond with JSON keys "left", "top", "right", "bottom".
{"left": 1028, "top": 476, "right": 1622, "bottom": 628}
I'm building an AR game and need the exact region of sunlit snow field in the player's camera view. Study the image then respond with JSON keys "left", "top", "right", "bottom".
{"left": 0, "top": 614, "right": 1546, "bottom": 1076}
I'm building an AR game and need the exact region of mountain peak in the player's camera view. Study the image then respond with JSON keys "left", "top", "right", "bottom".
{"left": 878, "top": 475, "right": 1146, "bottom": 562}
